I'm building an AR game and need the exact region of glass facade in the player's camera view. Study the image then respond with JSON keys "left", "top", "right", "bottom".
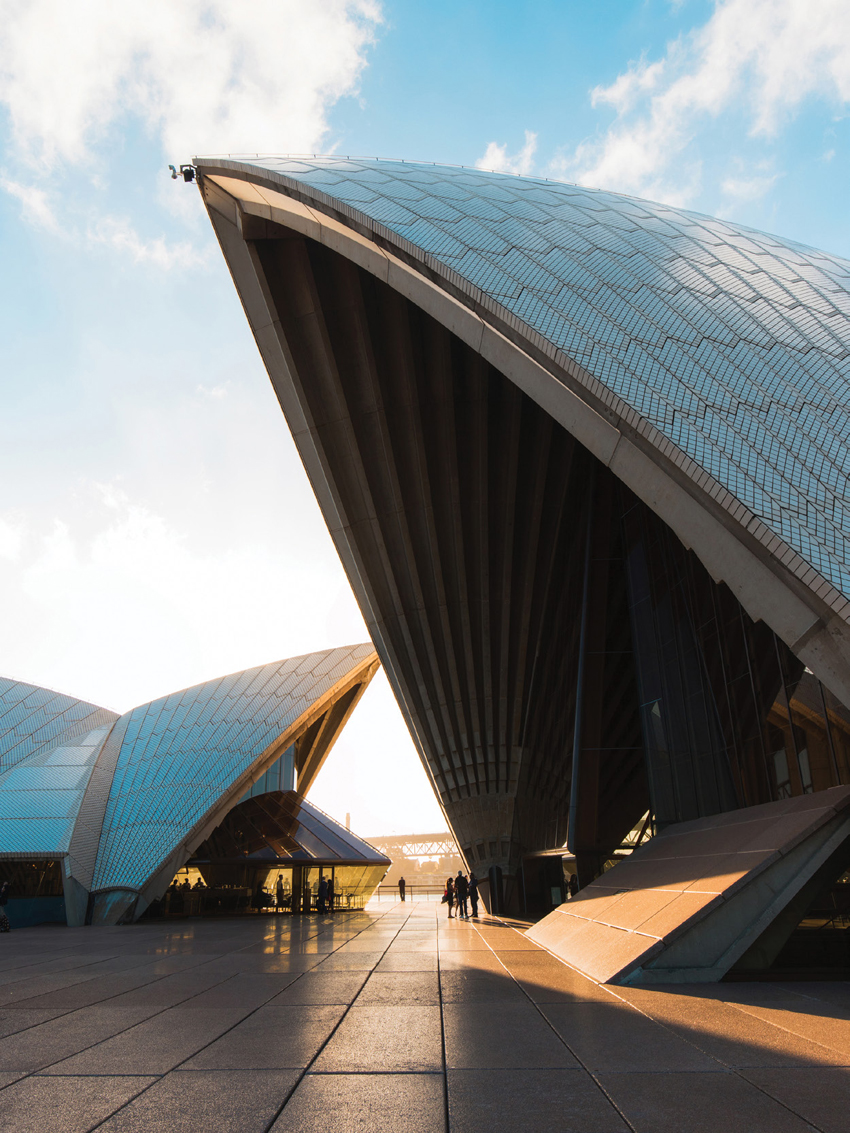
{"left": 173, "top": 789, "right": 389, "bottom": 916}
{"left": 0, "top": 858, "right": 68, "bottom": 928}
{"left": 239, "top": 745, "right": 296, "bottom": 801}
{"left": 548, "top": 458, "right": 850, "bottom": 883}
{"left": 619, "top": 485, "right": 850, "bottom": 823}
{"left": 0, "top": 859, "right": 63, "bottom": 897}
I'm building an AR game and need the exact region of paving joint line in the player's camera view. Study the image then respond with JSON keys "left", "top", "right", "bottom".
{"left": 494, "top": 916, "right": 830, "bottom": 1133}
{"left": 77, "top": 909, "right": 380, "bottom": 1130}
{"left": 0, "top": 963, "right": 235, "bottom": 1058}
{"left": 471, "top": 916, "right": 639, "bottom": 1133}
{"left": 435, "top": 907, "right": 452, "bottom": 1133}
{"left": 260, "top": 903, "right": 417, "bottom": 1133}
{"left": 0, "top": 952, "right": 137, "bottom": 1002}
{"left": 0, "top": 912, "right": 364, "bottom": 1100}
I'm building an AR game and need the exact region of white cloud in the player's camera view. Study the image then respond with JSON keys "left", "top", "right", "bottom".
{"left": 196, "top": 383, "right": 228, "bottom": 399}
{"left": 720, "top": 170, "right": 779, "bottom": 205}
{"left": 0, "top": 1, "right": 382, "bottom": 262}
{"left": 0, "top": 175, "right": 209, "bottom": 268}
{"left": 555, "top": 0, "right": 850, "bottom": 203}
{"left": 94, "top": 483, "right": 130, "bottom": 511}
{"left": 476, "top": 130, "right": 538, "bottom": 176}
{"left": 87, "top": 214, "right": 209, "bottom": 269}
{"left": 717, "top": 156, "right": 780, "bottom": 208}
{"left": 592, "top": 56, "right": 668, "bottom": 116}
{"left": 0, "top": 176, "right": 61, "bottom": 232}
{"left": 0, "top": 488, "right": 362, "bottom": 710}
{"left": 0, "top": 0, "right": 382, "bottom": 167}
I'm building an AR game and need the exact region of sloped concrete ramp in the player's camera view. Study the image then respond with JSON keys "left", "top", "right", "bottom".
{"left": 528, "top": 788, "right": 850, "bottom": 984}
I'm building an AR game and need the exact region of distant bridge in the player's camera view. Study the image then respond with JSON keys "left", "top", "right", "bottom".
{"left": 366, "top": 833, "right": 459, "bottom": 858}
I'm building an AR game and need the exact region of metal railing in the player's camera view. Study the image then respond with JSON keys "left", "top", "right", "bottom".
{"left": 372, "top": 883, "right": 446, "bottom": 902}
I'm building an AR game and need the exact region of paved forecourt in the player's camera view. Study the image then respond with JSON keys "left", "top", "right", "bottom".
{"left": 0, "top": 903, "right": 848, "bottom": 1131}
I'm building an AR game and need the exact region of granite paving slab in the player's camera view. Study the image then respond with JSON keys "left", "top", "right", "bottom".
{"left": 42, "top": 1007, "right": 249, "bottom": 1075}
{"left": 270, "top": 972, "right": 369, "bottom": 1005}
{"left": 741, "top": 1066, "right": 850, "bottom": 1133}
{"left": 0, "top": 1073, "right": 156, "bottom": 1133}
{"left": 184, "top": 1004, "right": 346, "bottom": 1070}
{"left": 98, "top": 1068, "right": 300, "bottom": 1132}
{"left": 443, "top": 1001, "right": 578, "bottom": 1069}
{"left": 272, "top": 1071, "right": 444, "bottom": 1132}
{"left": 600, "top": 1069, "right": 821, "bottom": 1132}
{"left": 0, "top": 1005, "right": 161, "bottom": 1072}
{"left": 447, "top": 1067, "right": 629, "bottom": 1133}
{"left": 312, "top": 1004, "right": 442, "bottom": 1072}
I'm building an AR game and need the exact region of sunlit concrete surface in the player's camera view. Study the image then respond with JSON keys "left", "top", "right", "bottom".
{"left": 0, "top": 903, "right": 848, "bottom": 1131}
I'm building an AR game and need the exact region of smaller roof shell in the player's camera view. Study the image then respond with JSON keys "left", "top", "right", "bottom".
{"left": 0, "top": 645, "right": 379, "bottom": 924}
{"left": 91, "top": 644, "right": 378, "bottom": 897}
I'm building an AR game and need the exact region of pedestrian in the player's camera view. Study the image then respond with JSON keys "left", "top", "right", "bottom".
{"left": 398, "top": 876, "right": 406, "bottom": 902}
{"left": 276, "top": 874, "right": 284, "bottom": 910}
{"left": 569, "top": 873, "right": 579, "bottom": 898}
{"left": 445, "top": 876, "right": 455, "bottom": 918}
{"left": 318, "top": 875, "right": 328, "bottom": 914}
{"left": 327, "top": 875, "right": 334, "bottom": 913}
{"left": 456, "top": 870, "right": 469, "bottom": 918}
{"left": 469, "top": 873, "right": 479, "bottom": 918}
{"left": 0, "top": 880, "right": 9, "bottom": 932}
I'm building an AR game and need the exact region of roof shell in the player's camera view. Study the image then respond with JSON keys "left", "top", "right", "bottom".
{"left": 198, "top": 156, "right": 850, "bottom": 610}
{"left": 91, "top": 643, "right": 377, "bottom": 893}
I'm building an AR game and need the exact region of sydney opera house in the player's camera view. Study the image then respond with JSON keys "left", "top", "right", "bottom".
{"left": 0, "top": 645, "right": 389, "bottom": 927}
{"left": 191, "top": 155, "right": 850, "bottom": 982}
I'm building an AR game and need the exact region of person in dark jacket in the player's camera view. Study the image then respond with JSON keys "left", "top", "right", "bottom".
{"left": 0, "top": 880, "right": 11, "bottom": 932}
{"left": 455, "top": 871, "right": 469, "bottom": 918}
{"left": 468, "top": 873, "right": 479, "bottom": 918}
{"left": 445, "top": 877, "right": 455, "bottom": 918}
{"left": 398, "top": 876, "right": 406, "bottom": 902}
{"left": 318, "top": 876, "right": 328, "bottom": 914}
{"left": 327, "top": 876, "right": 335, "bottom": 913}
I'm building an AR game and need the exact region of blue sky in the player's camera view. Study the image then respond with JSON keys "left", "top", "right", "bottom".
{"left": 1, "top": 0, "right": 849, "bottom": 835}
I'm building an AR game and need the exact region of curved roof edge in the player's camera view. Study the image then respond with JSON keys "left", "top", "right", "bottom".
{"left": 195, "top": 162, "right": 850, "bottom": 709}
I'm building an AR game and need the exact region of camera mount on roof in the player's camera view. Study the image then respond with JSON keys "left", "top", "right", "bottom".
{"left": 168, "top": 164, "right": 196, "bottom": 183}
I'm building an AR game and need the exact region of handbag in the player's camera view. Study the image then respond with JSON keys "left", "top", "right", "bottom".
{"left": 441, "top": 891, "right": 448, "bottom": 904}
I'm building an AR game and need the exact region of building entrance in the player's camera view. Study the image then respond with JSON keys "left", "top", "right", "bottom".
{"left": 145, "top": 791, "right": 390, "bottom": 919}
